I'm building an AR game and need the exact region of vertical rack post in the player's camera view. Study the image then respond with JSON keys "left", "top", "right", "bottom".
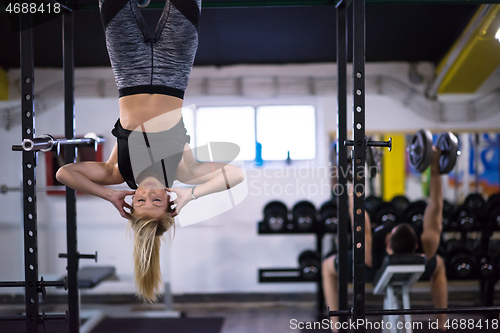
{"left": 336, "top": 1, "right": 349, "bottom": 330}
{"left": 352, "top": 0, "right": 366, "bottom": 331}
{"left": 20, "top": 13, "right": 39, "bottom": 333}
{"left": 63, "top": 8, "right": 80, "bottom": 333}
{"left": 315, "top": 232, "right": 324, "bottom": 319}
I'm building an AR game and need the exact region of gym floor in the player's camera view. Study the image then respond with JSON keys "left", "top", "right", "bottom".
{"left": 1, "top": 280, "right": 498, "bottom": 333}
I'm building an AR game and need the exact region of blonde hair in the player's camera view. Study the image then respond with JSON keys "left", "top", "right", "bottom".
{"left": 129, "top": 210, "right": 175, "bottom": 303}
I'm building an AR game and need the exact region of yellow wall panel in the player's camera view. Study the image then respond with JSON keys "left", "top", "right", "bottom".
{"left": 382, "top": 134, "right": 405, "bottom": 202}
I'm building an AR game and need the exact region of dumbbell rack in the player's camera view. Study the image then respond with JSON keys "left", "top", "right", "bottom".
{"left": 257, "top": 221, "right": 326, "bottom": 320}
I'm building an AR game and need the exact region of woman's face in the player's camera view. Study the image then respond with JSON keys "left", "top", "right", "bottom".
{"left": 133, "top": 177, "right": 170, "bottom": 218}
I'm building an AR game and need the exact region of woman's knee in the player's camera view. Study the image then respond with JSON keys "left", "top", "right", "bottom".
{"left": 433, "top": 254, "right": 446, "bottom": 278}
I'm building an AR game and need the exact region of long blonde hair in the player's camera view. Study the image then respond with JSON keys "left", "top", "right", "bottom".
{"left": 129, "top": 210, "right": 175, "bottom": 303}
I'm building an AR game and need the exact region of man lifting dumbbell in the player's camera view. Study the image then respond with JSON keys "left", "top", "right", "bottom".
{"left": 322, "top": 146, "right": 448, "bottom": 332}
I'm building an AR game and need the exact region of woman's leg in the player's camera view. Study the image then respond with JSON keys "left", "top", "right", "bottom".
{"left": 99, "top": 0, "right": 152, "bottom": 93}
{"left": 322, "top": 255, "right": 339, "bottom": 333}
{"left": 152, "top": 0, "right": 201, "bottom": 93}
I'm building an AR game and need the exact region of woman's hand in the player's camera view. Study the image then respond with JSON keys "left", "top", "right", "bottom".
{"left": 167, "top": 187, "right": 193, "bottom": 216}
{"left": 108, "top": 190, "right": 135, "bottom": 219}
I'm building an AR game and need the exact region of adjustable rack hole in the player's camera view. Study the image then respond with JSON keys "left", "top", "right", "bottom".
{"left": 25, "top": 78, "right": 30, "bottom": 84}
{"left": 29, "top": 298, "right": 35, "bottom": 304}
{"left": 356, "top": 294, "right": 363, "bottom": 300}
{"left": 26, "top": 128, "right": 31, "bottom": 135}
{"left": 25, "top": 94, "right": 31, "bottom": 101}
{"left": 29, "top": 265, "right": 34, "bottom": 271}
{"left": 356, "top": 106, "right": 362, "bottom": 112}
{"left": 356, "top": 209, "right": 362, "bottom": 215}
{"left": 26, "top": 163, "right": 32, "bottom": 169}
{"left": 356, "top": 89, "right": 362, "bottom": 96}
{"left": 29, "top": 247, "right": 34, "bottom": 253}
{"left": 25, "top": 112, "right": 31, "bottom": 118}
{"left": 27, "top": 196, "right": 32, "bottom": 203}
{"left": 356, "top": 123, "right": 362, "bottom": 130}
{"left": 356, "top": 72, "right": 362, "bottom": 78}
{"left": 356, "top": 242, "right": 362, "bottom": 249}
{"left": 27, "top": 180, "right": 32, "bottom": 186}
{"left": 28, "top": 214, "right": 33, "bottom": 220}
{"left": 28, "top": 231, "right": 33, "bottom": 237}
{"left": 356, "top": 226, "right": 362, "bottom": 232}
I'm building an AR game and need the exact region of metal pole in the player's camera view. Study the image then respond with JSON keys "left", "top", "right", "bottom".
{"left": 63, "top": 8, "right": 80, "bottom": 333}
{"left": 20, "top": 13, "right": 39, "bottom": 333}
{"left": 352, "top": 0, "right": 366, "bottom": 331}
{"left": 316, "top": 231, "right": 324, "bottom": 320}
{"left": 336, "top": 1, "right": 349, "bottom": 330}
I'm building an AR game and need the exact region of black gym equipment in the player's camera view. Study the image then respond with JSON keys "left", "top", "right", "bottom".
{"left": 320, "top": 200, "right": 338, "bottom": 233}
{"left": 454, "top": 205, "right": 476, "bottom": 232}
{"left": 436, "top": 131, "right": 459, "bottom": 174}
{"left": 446, "top": 238, "right": 478, "bottom": 280}
{"left": 407, "top": 130, "right": 459, "bottom": 174}
{"left": 261, "top": 201, "right": 289, "bottom": 232}
{"left": 486, "top": 193, "right": 500, "bottom": 230}
{"left": 408, "top": 129, "right": 433, "bottom": 173}
{"left": 298, "top": 250, "right": 321, "bottom": 281}
{"left": 292, "top": 201, "right": 317, "bottom": 232}
{"left": 403, "top": 200, "right": 427, "bottom": 235}
{"left": 372, "top": 202, "right": 398, "bottom": 227}
{"left": 390, "top": 195, "right": 410, "bottom": 220}
{"left": 442, "top": 199, "right": 455, "bottom": 231}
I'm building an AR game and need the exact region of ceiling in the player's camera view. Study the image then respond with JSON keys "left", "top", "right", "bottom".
{"left": 0, "top": 2, "right": 481, "bottom": 70}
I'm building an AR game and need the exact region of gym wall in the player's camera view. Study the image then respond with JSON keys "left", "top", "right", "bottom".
{"left": 0, "top": 62, "right": 499, "bottom": 295}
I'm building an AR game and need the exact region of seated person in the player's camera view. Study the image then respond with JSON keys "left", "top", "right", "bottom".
{"left": 322, "top": 147, "right": 448, "bottom": 332}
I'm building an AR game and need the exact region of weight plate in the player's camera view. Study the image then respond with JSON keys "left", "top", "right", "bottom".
{"left": 408, "top": 129, "right": 433, "bottom": 173}
{"left": 436, "top": 131, "right": 459, "bottom": 174}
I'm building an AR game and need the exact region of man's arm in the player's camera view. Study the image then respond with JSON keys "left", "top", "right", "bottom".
{"left": 421, "top": 147, "right": 443, "bottom": 259}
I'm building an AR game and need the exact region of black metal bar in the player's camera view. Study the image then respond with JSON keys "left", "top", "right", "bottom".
{"left": 352, "top": 0, "right": 366, "bottom": 331}
{"left": 316, "top": 231, "right": 324, "bottom": 320}
{"left": 329, "top": 306, "right": 500, "bottom": 317}
{"left": 63, "top": 8, "right": 80, "bottom": 333}
{"left": 345, "top": 139, "right": 392, "bottom": 150}
{"left": 0, "top": 280, "right": 65, "bottom": 288}
{"left": 0, "top": 313, "right": 67, "bottom": 322}
{"left": 20, "top": 13, "right": 39, "bottom": 333}
{"left": 336, "top": 2, "right": 349, "bottom": 331}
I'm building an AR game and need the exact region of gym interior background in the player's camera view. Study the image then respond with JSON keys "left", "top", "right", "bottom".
{"left": 0, "top": 1, "right": 499, "bottom": 332}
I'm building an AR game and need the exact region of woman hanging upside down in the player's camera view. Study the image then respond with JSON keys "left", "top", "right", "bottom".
{"left": 56, "top": 0, "right": 244, "bottom": 302}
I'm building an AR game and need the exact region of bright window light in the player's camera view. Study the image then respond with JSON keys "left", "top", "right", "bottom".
{"left": 257, "top": 105, "right": 316, "bottom": 160}
{"left": 196, "top": 106, "right": 255, "bottom": 161}
{"left": 496, "top": 27, "right": 500, "bottom": 42}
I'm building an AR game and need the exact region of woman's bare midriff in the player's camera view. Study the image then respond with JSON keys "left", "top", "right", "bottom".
{"left": 119, "top": 94, "right": 183, "bottom": 132}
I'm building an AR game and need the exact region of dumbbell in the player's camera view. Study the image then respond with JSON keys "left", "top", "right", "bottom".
{"left": 373, "top": 202, "right": 398, "bottom": 227}
{"left": 407, "top": 130, "right": 459, "bottom": 173}
{"left": 262, "top": 201, "right": 289, "bottom": 232}
{"left": 446, "top": 239, "right": 477, "bottom": 280}
{"left": 477, "top": 255, "right": 494, "bottom": 279}
{"left": 486, "top": 193, "right": 500, "bottom": 230}
{"left": 320, "top": 200, "right": 337, "bottom": 233}
{"left": 404, "top": 200, "right": 427, "bottom": 235}
{"left": 390, "top": 195, "right": 410, "bottom": 221}
{"left": 365, "top": 195, "right": 384, "bottom": 229}
{"left": 298, "top": 250, "right": 321, "bottom": 281}
{"left": 292, "top": 201, "right": 317, "bottom": 232}
{"left": 442, "top": 200, "right": 455, "bottom": 231}
{"left": 454, "top": 205, "right": 476, "bottom": 232}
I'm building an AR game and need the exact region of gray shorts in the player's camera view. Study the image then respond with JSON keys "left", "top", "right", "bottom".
{"left": 99, "top": 0, "right": 201, "bottom": 99}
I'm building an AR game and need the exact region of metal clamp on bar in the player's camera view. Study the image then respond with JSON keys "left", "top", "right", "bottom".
{"left": 59, "top": 251, "right": 98, "bottom": 262}
{"left": 345, "top": 137, "right": 392, "bottom": 151}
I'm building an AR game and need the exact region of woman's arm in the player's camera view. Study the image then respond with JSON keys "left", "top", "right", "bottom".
{"left": 169, "top": 144, "right": 245, "bottom": 213}
{"left": 56, "top": 144, "right": 133, "bottom": 218}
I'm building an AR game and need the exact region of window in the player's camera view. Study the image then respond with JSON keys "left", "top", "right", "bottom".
{"left": 256, "top": 105, "right": 316, "bottom": 160}
{"left": 195, "top": 106, "right": 256, "bottom": 161}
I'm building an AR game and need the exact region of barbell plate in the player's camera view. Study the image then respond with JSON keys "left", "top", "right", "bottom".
{"left": 436, "top": 131, "right": 459, "bottom": 174}
{"left": 408, "top": 129, "right": 433, "bottom": 173}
